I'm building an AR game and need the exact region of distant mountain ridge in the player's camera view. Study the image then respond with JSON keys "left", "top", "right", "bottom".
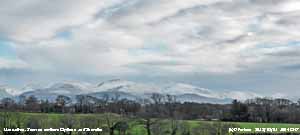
{"left": 1, "top": 79, "right": 263, "bottom": 103}
{"left": 0, "top": 88, "right": 12, "bottom": 99}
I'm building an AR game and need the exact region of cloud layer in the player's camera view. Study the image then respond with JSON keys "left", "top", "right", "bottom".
{"left": 0, "top": 0, "right": 300, "bottom": 96}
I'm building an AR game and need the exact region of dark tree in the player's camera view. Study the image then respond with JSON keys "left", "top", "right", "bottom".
{"left": 55, "top": 95, "right": 71, "bottom": 113}
{"left": 25, "top": 95, "right": 40, "bottom": 112}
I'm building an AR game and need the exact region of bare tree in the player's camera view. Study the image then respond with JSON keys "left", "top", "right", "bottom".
{"left": 25, "top": 95, "right": 40, "bottom": 112}
{"left": 1, "top": 98, "right": 15, "bottom": 111}
{"left": 104, "top": 113, "right": 121, "bottom": 135}
{"left": 150, "top": 93, "right": 164, "bottom": 105}
{"left": 56, "top": 95, "right": 71, "bottom": 113}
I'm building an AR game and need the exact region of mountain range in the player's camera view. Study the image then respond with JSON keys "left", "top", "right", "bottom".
{"left": 0, "top": 79, "right": 263, "bottom": 104}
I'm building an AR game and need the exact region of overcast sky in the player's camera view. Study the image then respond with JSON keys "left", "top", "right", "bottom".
{"left": 0, "top": 0, "right": 300, "bottom": 96}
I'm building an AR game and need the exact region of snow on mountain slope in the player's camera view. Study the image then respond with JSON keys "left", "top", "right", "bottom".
{"left": 0, "top": 86, "right": 19, "bottom": 96}
{"left": 93, "top": 80, "right": 262, "bottom": 102}
{"left": 21, "top": 83, "right": 44, "bottom": 92}
{"left": 13, "top": 79, "right": 263, "bottom": 103}
{"left": 163, "top": 83, "right": 220, "bottom": 99}
{"left": 176, "top": 94, "right": 232, "bottom": 104}
{"left": 0, "top": 86, "right": 13, "bottom": 99}
{"left": 47, "top": 82, "right": 89, "bottom": 94}
{"left": 20, "top": 81, "right": 90, "bottom": 101}
{"left": 92, "top": 80, "right": 243, "bottom": 103}
{"left": 93, "top": 79, "right": 160, "bottom": 95}
{"left": 220, "top": 91, "right": 262, "bottom": 101}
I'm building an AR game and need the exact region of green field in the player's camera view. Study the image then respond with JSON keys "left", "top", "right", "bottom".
{"left": 1, "top": 112, "right": 300, "bottom": 135}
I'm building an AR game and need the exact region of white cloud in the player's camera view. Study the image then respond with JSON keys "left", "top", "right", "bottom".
{"left": 280, "top": 1, "right": 300, "bottom": 12}
{"left": 1, "top": 0, "right": 300, "bottom": 93}
{"left": 0, "top": 58, "right": 27, "bottom": 69}
{"left": 0, "top": 0, "right": 126, "bottom": 42}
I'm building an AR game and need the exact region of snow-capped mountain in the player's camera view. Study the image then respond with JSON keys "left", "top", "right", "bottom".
{"left": 92, "top": 79, "right": 160, "bottom": 94}
{"left": 175, "top": 94, "right": 233, "bottom": 104}
{"left": 93, "top": 79, "right": 224, "bottom": 98}
{"left": 1, "top": 87, "right": 19, "bottom": 96}
{"left": 1, "top": 79, "right": 263, "bottom": 103}
{"left": 0, "top": 86, "right": 13, "bottom": 99}
{"left": 163, "top": 83, "right": 220, "bottom": 99}
{"left": 220, "top": 91, "right": 262, "bottom": 101}
{"left": 21, "top": 83, "right": 44, "bottom": 93}
{"left": 46, "top": 82, "right": 90, "bottom": 94}
{"left": 20, "top": 82, "right": 90, "bottom": 101}
{"left": 82, "top": 79, "right": 245, "bottom": 103}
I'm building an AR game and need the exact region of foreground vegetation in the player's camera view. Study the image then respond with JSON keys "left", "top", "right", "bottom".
{"left": 2, "top": 93, "right": 300, "bottom": 124}
{"left": 1, "top": 112, "right": 300, "bottom": 135}
{"left": 2, "top": 94, "right": 300, "bottom": 134}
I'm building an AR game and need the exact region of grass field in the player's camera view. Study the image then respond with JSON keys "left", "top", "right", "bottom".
{"left": 1, "top": 112, "right": 300, "bottom": 135}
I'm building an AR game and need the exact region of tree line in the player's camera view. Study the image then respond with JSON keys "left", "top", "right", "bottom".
{"left": 0, "top": 93, "right": 236, "bottom": 135}
{"left": 1, "top": 94, "right": 300, "bottom": 123}
{"left": 228, "top": 98, "right": 300, "bottom": 123}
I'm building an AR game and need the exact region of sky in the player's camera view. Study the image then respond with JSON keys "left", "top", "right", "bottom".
{"left": 0, "top": 0, "right": 300, "bottom": 97}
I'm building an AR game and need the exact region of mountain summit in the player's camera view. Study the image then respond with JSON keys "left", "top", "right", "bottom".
{"left": 1, "top": 80, "right": 263, "bottom": 103}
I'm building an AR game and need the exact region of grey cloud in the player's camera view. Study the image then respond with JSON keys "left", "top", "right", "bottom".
{"left": 0, "top": 0, "right": 121, "bottom": 41}
{"left": 265, "top": 49, "right": 300, "bottom": 57}
{"left": 132, "top": 61, "right": 186, "bottom": 66}
{"left": 1, "top": 0, "right": 300, "bottom": 96}
{"left": 281, "top": 64, "right": 300, "bottom": 71}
